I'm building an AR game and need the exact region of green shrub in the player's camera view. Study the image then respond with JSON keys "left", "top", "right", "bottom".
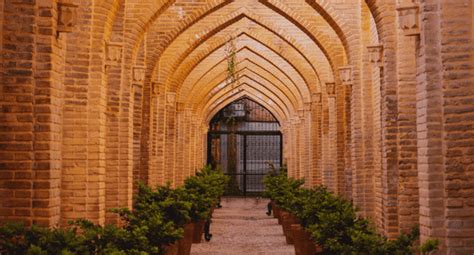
{"left": 109, "top": 183, "right": 195, "bottom": 254}
{"left": 0, "top": 165, "right": 228, "bottom": 255}
{"left": 263, "top": 167, "right": 420, "bottom": 254}
{"left": 183, "top": 165, "right": 229, "bottom": 222}
{"left": 420, "top": 238, "right": 440, "bottom": 255}
{"left": 263, "top": 165, "right": 304, "bottom": 210}
{"left": 0, "top": 220, "right": 139, "bottom": 255}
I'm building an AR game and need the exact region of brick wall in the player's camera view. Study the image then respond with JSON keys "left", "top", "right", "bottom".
{"left": 0, "top": 1, "right": 473, "bottom": 252}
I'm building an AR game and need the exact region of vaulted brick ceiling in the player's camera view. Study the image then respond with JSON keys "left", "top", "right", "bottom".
{"left": 115, "top": 0, "right": 352, "bottom": 123}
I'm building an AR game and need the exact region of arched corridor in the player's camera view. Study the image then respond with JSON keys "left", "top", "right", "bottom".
{"left": 0, "top": 0, "right": 473, "bottom": 254}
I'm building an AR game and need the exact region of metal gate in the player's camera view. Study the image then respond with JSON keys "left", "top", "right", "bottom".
{"left": 207, "top": 98, "right": 282, "bottom": 196}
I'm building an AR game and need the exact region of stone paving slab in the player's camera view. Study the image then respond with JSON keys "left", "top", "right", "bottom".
{"left": 191, "top": 197, "right": 295, "bottom": 255}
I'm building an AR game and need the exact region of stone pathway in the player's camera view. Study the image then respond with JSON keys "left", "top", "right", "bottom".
{"left": 191, "top": 197, "right": 295, "bottom": 255}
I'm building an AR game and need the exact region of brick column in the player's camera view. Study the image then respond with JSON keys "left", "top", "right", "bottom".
{"left": 60, "top": 1, "right": 108, "bottom": 226}
{"left": 175, "top": 103, "right": 185, "bottom": 186}
{"left": 147, "top": 85, "right": 164, "bottom": 186}
{"left": 164, "top": 92, "right": 177, "bottom": 187}
{"left": 293, "top": 117, "right": 302, "bottom": 179}
{"left": 322, "top": 82, "right": 336, "bottom": 192}
{"left": 414, "top": 0, "right": 474, "bottom": 252}
{"left": 0, "top": 0, "right": 66, "bottom": 227}
{"left": 301, "top": 104, "right": 313, "bottom": 187}
{"left": 335, "top": 79, "right": 347, "bottom": 196}
{"left": 395, "top": 27, "right": 419, "bottom": 233}
{"left": 132, "top": 81, "right": 145, "bottom": 192}
{"left": 199, "top": 124, "right": 208, "bottom": 169}
{"left": 327, "top": 84, "right": 337, "bottom": 193}
{"left": 280, "top": 123, "right": 289, "bottom": 169}
{"left": 182, "top": 108, "right": 193, "bottom": 180}
{"left": 311, "top": 93, "right": 323, "bottom": 186}
{"left": 321, "top": 92, "right": 330, "bottom": 189}
{"left": 286, "top": 120, "right": 298, "bottom": 178}
{"left": 343, "top": 82, "right": 353, "bottom": 200}
{"left": 190, "top": 115, "right": 199, "bottom": 173}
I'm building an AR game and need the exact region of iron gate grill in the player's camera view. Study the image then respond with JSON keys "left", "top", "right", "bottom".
{"left": 207, "top": 98, "right": 282, "bottom": 196}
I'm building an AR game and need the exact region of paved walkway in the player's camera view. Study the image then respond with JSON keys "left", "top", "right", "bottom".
{"left": 191, "top": 197, "right": 295, "bottom": 255}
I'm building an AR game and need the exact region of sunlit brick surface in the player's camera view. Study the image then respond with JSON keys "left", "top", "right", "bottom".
{"left": 0, "top": 0, "right": 473, "bottom": 253}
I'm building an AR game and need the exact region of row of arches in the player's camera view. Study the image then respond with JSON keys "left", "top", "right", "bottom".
{"left": 0, "top": 0, "right": 473, "bottom": 253}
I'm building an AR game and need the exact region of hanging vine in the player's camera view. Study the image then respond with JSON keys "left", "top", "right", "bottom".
{"left": 225, "top": 35, "right": 239, "bottom": 86}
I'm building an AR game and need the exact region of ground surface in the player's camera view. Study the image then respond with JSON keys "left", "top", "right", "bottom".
{"left": 191, "top": 197, "right": 295, "bottom": 255}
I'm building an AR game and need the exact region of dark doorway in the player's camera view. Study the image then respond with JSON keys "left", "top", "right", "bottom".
{"left": 207, "top": 97, "right": 282, "bottom": 196}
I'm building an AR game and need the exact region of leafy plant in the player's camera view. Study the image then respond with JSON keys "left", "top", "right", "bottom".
{"left": 0, "top": 220, "right": 137, "bottom": 255}
{"left": 420, "top": 238, "right": 440, "bottom": 255}
{"left": 263, "top": 165, "right": 304, "bottom": 211}
{"left": 225, "top": 35, "right": 238, "bottom": 85}
{"left": 183, "top": 166, "right": 229, "bottom": 222}
{"left": 0, "top": 165, "right": 227, "bottom": 255}
{"left": 263, "top": 168, "right": 421, "bottom": 254}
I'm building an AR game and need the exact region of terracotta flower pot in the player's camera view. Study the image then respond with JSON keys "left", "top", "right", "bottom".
{"left": 315, "top": 244, "right": 323, "bottom": 253}
{"left": 163, "top": 242, "right": 178, "bottom": 255}
{"left": 192, "top": 220, "right": 205, "bottom": 243}
{"left": 280, "top": 211, "right": 300, "bottom": 245}
{"left": 291, "top": 224, "right": 316, "bottom": 255}
{"left": 274, "top": 204, "right": 282, "bottom": 224}
{"left": 272, "top": 201, "right": 280, "bottom": 220}
{"left": 177, "top": 222, "right": 194, "bottom": 255}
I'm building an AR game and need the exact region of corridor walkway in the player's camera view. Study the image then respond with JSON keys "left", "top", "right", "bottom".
{"left": 191, "top": 197, "right": 295, "bottom": 255}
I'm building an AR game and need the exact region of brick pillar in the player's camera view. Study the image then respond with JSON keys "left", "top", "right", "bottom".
{"left": 321, "top": 93, "right": 330, "bottom": 189}
{"left": 335, "top": 80, "right": 347, "bottom": 196}
{"left": 327, "top": 92, "right": 337, "bottom": 193}
{"left": 132, "top": 82, "right": 144, "bottom": 193}
{"left": 280, "top": 124, "right": 289, "bottom": 169}
{"left": 301, "top": 104, "right": 313, "bottom": 187}
{"left": 0, "top": 0, "right": 65, "bottom": 227}
{"left": 35, "top": 1, "right": 65, "bottom": 226}
{"left": 415, "top": 0, "right": 474, "bottom": 252}
{"left": 286, "top": 120, "right": 297, "bottom": 178}
{"left": 200, "top": 124, "right": 208, "bottom": 169}
{"left": 415, "top": 0, "right": 446, "bottom": 250}
{"left": 182, "top": 108, "right": 193, "bottom": 180}
{"left": 152, "top": 86, "right": 166, "bottom": 186}
{"left": 104, "top": 52, "right": 123, "bottom": 225}
{"left": 396, "top": 27, "right": 419, "bottom": 233}
{"left": 164, "top": 92, "right": 177, "bottom": 187}
{"left": 343, "top": 82, "right": 353, "bottom": 199}
{"left": 175, "top": 103, "right": 185, "bottom": 186}
{"left": 190, "top": 115, "right": 199, "bottom": 173}
{"left": 311, "top": 93, "right": 323, "bottom": 186}
{"left": 369, "top": 52, "right": 384, "bottom": 232}
{"left": 60, "top": 1, "right": 107, "bottom": 226}
{"left": 148, "top": 90, "right": 161, "bottom": 186}
{"left": 293, "top": 117, "right": 302, "bottom": 179}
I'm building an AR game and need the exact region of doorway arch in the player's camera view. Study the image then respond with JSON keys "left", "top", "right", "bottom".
{"left": 207, "top": 97, "right": 282, "bottom": 196}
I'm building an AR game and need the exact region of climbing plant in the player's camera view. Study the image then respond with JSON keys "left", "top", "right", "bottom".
{"left": 225, "top": 35, "right": 238, "bottom": 86}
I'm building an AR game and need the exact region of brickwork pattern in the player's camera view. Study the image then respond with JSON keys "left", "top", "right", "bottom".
{"left": 0, "top": 0, "right": 473, "bottom": 253}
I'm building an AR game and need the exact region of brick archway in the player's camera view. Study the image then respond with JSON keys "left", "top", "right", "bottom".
{"left": 1, "top": 1, "right": 473, "bottom": 253}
